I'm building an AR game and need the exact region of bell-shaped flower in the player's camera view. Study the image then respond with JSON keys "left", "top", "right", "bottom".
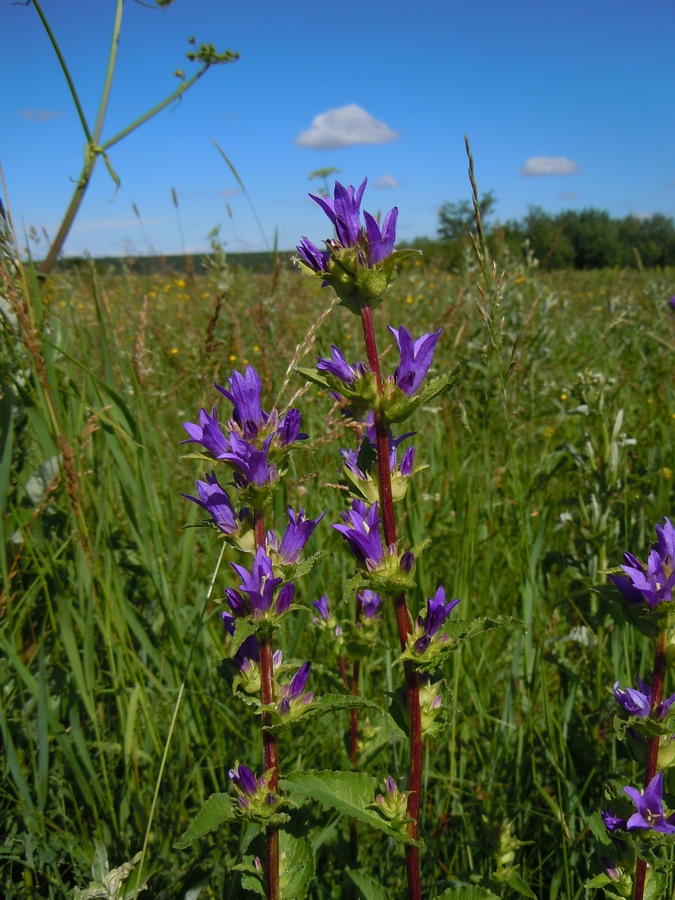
{"left": 222, "top": 433, "right": 277, "bottom": 488}
{"left": 229, "top": 764, "right": 278, "bottom": 814}
{"left": 230, "top": 547, "right": 282, "bottom": 617}
{"left": 387, "top": 325, "right": 442, "bottom": 397}
{"left": 180, "top": 471, "right": 239, "bottom": 534}
{"left": 364, "top": 208, "right": 398, "bottom": 265}
{"left": 277, "top": 408, "right": 307, "bottom": 446}
{"left": 359, "top": 590, "right": 383, "bottom": 620}
{"left": 333, "top": 500, "right": 384, "bottom": 569}
{"left": 310, "top": 179, "right": 367, "bottom": 249}
{"left": 317, "top": 345, "right": 369, "bottom": 387}
{"left": 624, "top": 772, "right": 675, "bottom": 833}
{"left": 371, "top": 776, "right": 411, "bottom": 833}
{"left": 181, "top": 406, "right": 229, "bottom": 457}
{"left": 275, "top": 507, "right": 325, "bottom": 565}
{"left": 216, "top": 367, "right": 266, "bottom": 439}
{"left": 613, "top": 677, "right": 675, "bottom": 720}
{"left": 601, "top": 809, "right": 626, "bottom": 833}
{"left": 412, "top": 586, "right": 461, "bottom": 655}
{"left": 296, "top": 236, "right": 329, "bottom": 274}
{"left": 277, "top": 662, "right": 313, "bottom": 717}
{"left": 610, "top": 518, "right": 675, "bottom": 609}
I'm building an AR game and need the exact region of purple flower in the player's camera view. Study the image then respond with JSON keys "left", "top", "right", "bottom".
{"left": 234, "top": 635, "right": 260, "bottom": 673}
{"left": 613, "top": 678, "right": 675, "bottom": 720}
{"left": 364, "top": 208, "right": 398, "bottom": 265}
{"left": 387, "top": 325, "right": 442, "bottom": 397}
{"left": 624, "top": 772, "right": 675, "bottom": 833}
{"left": 231, "top": 547, "right": 282, "bottom": 616}
{"left": 414, "top": 586, "right": 461, "bottom": 654}
{"left": 278, "top": 662, "right": 313, "bottom": 716}
{"left": 229, "top": 764, "right": 276, "bottom": 810}
{"left": 181, "top": 406, "right": 229, "bottom": 457}
{"left": 333, "top": 500, "right": 384, "bottom": 568}
{"left": 669, "top": 296, "right": 675, "bottom": 310}
{"left": 276, "top": 507, "right": 325, "bottom": 564}
{"left": 610, "top": 518, "right": 675, "bottom": 608}
{"left": 363, "top": 417, "right": 415, "bottom": 474}
{"left": 222, "top": 433, "right": 277, "bottom": 487}
{"left": 308, "top": 178, "right": 399, "bottom": 266}
{"left": 312, "top": 595, "right": 330, "bottom": 621}
{"left": 180, "top": 471, "right": 239, "bottom": 534}
{"left": 278, "top": 408, "right": 307, "bottom": 446}
{"left": 359, "top": 590, "right": 383, "bottom": 619}
{"left": 317, "top": 345, "right": 368, "bottom": 386}
{"left": 601, "top": 809, "right": 626, "bottom": 833}
{"left": 229, "top": 763, "right": 257, "bottom": 797}
{"left": 310, "top": 179, "right": 367, "bottom": 249}
{"left": 296, "top": 236, "right": 329, "bottom": 273}
{"left": 216, "top": 367, "right": 266, "bottom": 439}
{"left": 275, "top": 582, "right": 295, "bottom": 615}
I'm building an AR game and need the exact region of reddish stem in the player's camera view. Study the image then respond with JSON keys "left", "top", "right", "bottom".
{"left": 359, "top": 303, "right": 423, "bottom": 900}
{"left": 633, "top": 629, "right": 667, "bottom": 900}
{"left": 254, "top": 509, "right": 279, "bottom": 900}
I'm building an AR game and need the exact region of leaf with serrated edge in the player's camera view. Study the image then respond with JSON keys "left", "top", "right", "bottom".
{"left": 346, "top": 867, "right": 391, "bottom": 899}
{"left": 230, "top": 618, "right": 259, "bottom": 657}
{"left": 173, "top": 793, "right": 235, "bottom": 849}
{"left": 263, "top": 695, "right": 381, "bottom": 734}
{"left": 399, "top": 616, "right": 524, "bottom": 672}
{"left": 279, "top": 770, "right": 415, "bottom": 844}
{"left": 279, "top": 830, "right": 315, "bottom": 900}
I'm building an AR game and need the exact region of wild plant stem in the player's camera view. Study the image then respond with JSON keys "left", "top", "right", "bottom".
{"left": 359, "top": 302, "right": 422, "bottom": 900}
{"left": 633, "top": 629, "right": 667, "bottom": 900}
{"left": 254, "top": 509, "right": 279, "bottom": 900}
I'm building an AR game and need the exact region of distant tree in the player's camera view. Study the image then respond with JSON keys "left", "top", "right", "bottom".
{"left": 437, "top": 190, "right": 497, "bottom": 242}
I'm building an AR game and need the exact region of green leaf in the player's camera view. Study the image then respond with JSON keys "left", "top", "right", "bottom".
{"left": 383, "top": 367, "right": 461, "bottom": 425}
{"left": 503, "top": 869, "right": 537, "bottom": 898}
{"left": 174, "top": 793, "right": 236, "bottom": 849}
{"left": 345, "top": 867, "right": 392, "bottom": 899}
{"left": 399, "top": 616, "right": 524, "bottom": 671}
{"left": 279, "top": 770, "right": 416, "bottom": 844}
{"left": 263, "top": 695, "right": 381, "bottom": 734}
{"left": 231, "top": 618, "right": 259, "bottom": 657}
{"left": 279, "top": 830, "right": 315, "bottom": 900}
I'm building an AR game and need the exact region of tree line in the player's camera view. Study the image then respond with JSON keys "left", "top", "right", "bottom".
{"left": 415, "top": 192, "right": 675, "bottom": 270}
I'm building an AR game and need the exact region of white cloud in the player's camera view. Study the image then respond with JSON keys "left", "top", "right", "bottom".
{"left": 374, "top": 174, "right": 400, "bottom": 189}
{"left": 521, "top": 156, "right": 580, "bottom": 177}
{"left": 21, "top": 108, "right": 64, "bottom": 122}
{"left": 294, "top": 104, "right": 399, "bottom": 150}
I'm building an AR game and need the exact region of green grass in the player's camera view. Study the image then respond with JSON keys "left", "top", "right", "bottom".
{"left": 2, "top": 247, "right": 675, "bottom": 898}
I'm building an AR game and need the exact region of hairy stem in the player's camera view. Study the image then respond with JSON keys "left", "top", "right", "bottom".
{"left": 359, "top": 302, "right": 422, "bottom": 900}
{"left": 254, "top": 509, "right": 279, "bottom": 900}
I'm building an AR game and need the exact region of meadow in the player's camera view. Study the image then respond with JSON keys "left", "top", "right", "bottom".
{"left": 2, "top": 238, "right": 675, "bottom": 898}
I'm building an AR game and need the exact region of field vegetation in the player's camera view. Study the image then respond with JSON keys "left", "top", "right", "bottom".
{"left": 2, "top": 231, "right": 675, "bottom": 897}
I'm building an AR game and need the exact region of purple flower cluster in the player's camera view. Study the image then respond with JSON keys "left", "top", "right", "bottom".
{"left": 267, "top": 507, "right": 325, "bottom": 565}
{"left": 610, "top": 517, "right": 675, "bottom": 608}
{"left": 226, "top": 547, "right": 295, "bottom": 621}
{"left": 603, "top": 773, "right": 675, "bottom": 835}
{"left": 182, "top": 366, "right": 307, "bottom": 492}
{"left": 333, "top": 500, "right": 385, "bottom": 569}
{"left": 229, "top": 763, "right": 277, "bottom": 810}
{"left": 296, "top": 178, "right": 398, "bottom": 273}
{"left": 613, "top": 677, "right": 675, "bottom": 720}
{"left": 413, "top": 587, "right": 461, "bottom": 655}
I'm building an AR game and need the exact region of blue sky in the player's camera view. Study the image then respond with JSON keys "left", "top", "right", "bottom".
{"left": 2, "top": 0, "right": 674, "bottom": 258}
